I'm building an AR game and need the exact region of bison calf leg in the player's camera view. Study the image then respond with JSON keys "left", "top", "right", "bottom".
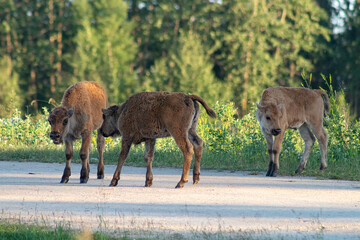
{"left": 110, "top": 138, "right": 132, "bottom": 187}
{"left": 80, "top": 133, "right": 91, "bottom": 184}
{"left": 314, "top": 126, "right": 328, "bottom": 171}
{"left": 80, "top": 161, "right": 90, "bottom": 184}
{"left": 266, "top": 157, "right": 279, "bottom": 177}
{"left": 296, "top": 124, "right": 315, "bottom": 174}
{"left": 268, "top": 133, "right": 284, "bottom": 177}
{"left": 266, "top": 161, "right": 275, "bottom": 176}
{"left": 96, "top": 130, "right": 105, "bottom": 179}
{"left": 61, "top": 167, "right": 71, "bottom": 183}
{"left": 174, "top": 135, "right": 193, "bottom": 188}
{"left": 263, "top": 132, "right": 278, "bottom": 177}
{"left": 61, "top": 140, "right": 73, "bottom": 183}
{"left": 189, "top": 131, "right": 203, "bottom": 185}
{"left": 144, "top": 139, "right": 155, "bottom": 187}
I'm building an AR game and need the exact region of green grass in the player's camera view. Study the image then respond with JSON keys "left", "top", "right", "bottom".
{"left": 0, "top": 221, "right": 74, "bottom": 240}
{"left": 0, "top": 219, "right": 328, "bottom": 240}
{"left": 0, "top": 75, "right": 359, "bottom": 181}
{"left": 0, "top": 220, "right": 153, "bottom": 240}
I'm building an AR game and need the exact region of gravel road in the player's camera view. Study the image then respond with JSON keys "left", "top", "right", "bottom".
{"left": 0, "top": 161, "right": 359, "bottom": 239}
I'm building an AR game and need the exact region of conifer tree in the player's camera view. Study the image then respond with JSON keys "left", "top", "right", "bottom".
{"left": 0, "top": 57, "right": 22, "bottom": 117}
{"left": 219, "top": 0, "right": 330, "bottom": 113}
{"left": 145, "top": 31, "right": 227, "bottom": 104}
{"left": 72, "top": 0, "right": 137, "bottom": 104}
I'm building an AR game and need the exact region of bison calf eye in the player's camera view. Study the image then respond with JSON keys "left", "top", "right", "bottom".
{"left": 266, "top": 116, "right": 271, "bottom": 120}
{"left": 63, "top": 119, "right": 68, "bottom": 125}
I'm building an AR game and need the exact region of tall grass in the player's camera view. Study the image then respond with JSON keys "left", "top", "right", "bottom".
{"left": 0, "top": 220, "right": 140, "bottom": 240}
{"left": 0, "top": 221, "right": 74, "bottom": 240}
{"left": 0, "top": 75, "right": 359, "bottom": 180}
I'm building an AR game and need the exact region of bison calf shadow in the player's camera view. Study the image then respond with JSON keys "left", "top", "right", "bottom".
{"left": 100, "top": 92, "right": 216, "bottom": 188}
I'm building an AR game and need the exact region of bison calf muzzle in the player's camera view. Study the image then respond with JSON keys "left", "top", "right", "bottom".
{"left": 49, "top": 132, "right": 61, "bottom": 143}
{"left": 271, "top": 128, "right": 281, "bottom": 136}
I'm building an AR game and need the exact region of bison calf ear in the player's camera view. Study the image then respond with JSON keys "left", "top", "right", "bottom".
{"left": 256, "top": 103, "right": 265, "bottom": 113}
{"left": 102, "top": 108, "right": 112, "bottom": 115}
{"left": 107, "top": 105, "right": 120, "bottom": 115}
{"left": 67, "top": 107, "right": 75, "bottom": 117}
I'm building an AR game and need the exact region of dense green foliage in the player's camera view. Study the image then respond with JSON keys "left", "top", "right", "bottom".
{"left": 1, "top": 77, "right": 359, "bottom": 180}
{"left": 1, "top": 0, "right": 360, "bottom": 117}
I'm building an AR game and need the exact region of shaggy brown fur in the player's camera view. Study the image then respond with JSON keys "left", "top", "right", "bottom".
{"left": 48, "top": 81, "right": 108, "bottom": 183}
{"left": 256, "top": 87, "right": 330, "bottom": 177}
{"left": 100, "top": 92, "right": 216, "bottom": 188}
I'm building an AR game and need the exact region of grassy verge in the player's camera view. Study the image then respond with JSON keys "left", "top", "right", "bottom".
{"left": 0, "top": 220, "right": 149, "bottom": 240}
{"left": 0, "top": 219, "right": 327, "bottom": 240}
{"left": 0, "top": 75, "right": 359, "bottom": 181}
{"left": 0, "top": 221, "right": 73, "bottom": 240}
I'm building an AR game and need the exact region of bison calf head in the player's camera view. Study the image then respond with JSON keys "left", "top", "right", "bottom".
{"left": 100, "top": 105, "right": 121, "bottom": 138}
{"left": 256, "top": 102, "right": 283, "bottom": 136}
{"left": 48, "top": 106, "right": 74, "bottom": 144}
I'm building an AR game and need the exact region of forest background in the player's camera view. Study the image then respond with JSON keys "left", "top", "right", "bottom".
{"left": 0, "top": 0, "right": 359, "bottom": 118}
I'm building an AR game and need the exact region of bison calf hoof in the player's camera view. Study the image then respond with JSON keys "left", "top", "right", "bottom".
{"left": 80, "top": 177, "right": 89, "bottom": 184}
{"left": 109, "top": 179, "right": 118, "bottom": 187}
{"left": 320, "top": 164, "right": 327, "bottom": 171}
{"left": 270, "top": 171, "right": 278, "bottom": 177}
{"left": 60, "top": 177, "right": 69, "bottom": 184}
{"left": 97, "top": 174, "right": 104, "bottom": 179}
{"left": 266, "top": 171, "right": 278, "bottom": 177}
{"left": 266, "top": 164, "right": 278, "bottom": 177}
{"left": 175, "top": 180, "right": 188, "bottom": 188}
{"left": 61, "top": 168, "right": 71, "bottom": 183}
{"left": 295, "top": 166, "right": 305, "bottom": 174}
{"left": 193, "top": 174, "right": 200, "bottom": 185}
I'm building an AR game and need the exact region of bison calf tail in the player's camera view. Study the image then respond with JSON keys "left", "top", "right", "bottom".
{"left": 315, "top": 89, "right": 330, "bottom": 114}
{"left": 188, "top": 95, "right": 217, "bottom": 118}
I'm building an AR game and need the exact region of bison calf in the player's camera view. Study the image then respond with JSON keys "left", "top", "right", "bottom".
{"left": 256, "top": 87, "right": 330, "bottom": 177}
{"left": 48, "top": 81, "right": 108, "bottom": 183}
{"left": 100, "top": 92, "right": 216, "bottom": 188}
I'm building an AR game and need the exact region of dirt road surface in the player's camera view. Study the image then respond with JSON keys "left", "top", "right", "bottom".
{"left": 0, "top": 161, "right": 359, "bottom": 239}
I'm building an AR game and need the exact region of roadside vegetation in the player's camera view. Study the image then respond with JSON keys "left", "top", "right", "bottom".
{"left": 0, "top": 75, "right": 359, "bottom": 181}
{"left": 0, "top": 219, "right": 326, "bottom": 240}
{"left": 0, "top": 220, "right": 147, "bottom": 240}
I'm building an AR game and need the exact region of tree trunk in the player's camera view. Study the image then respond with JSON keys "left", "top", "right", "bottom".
{"left": 4, "top": 7, "right": 13, "bottom": 77}
{"left": 49, "top": 0, "right": 55, "bottom": 93}
{"left": 275, "top": 8, "right": 286, "bottom": 59}
{"left": 30, "top": 67, "right": 38, "bottom": 110}
{"left": 241, "top": 0, "right": 257, "bottom": 112}
{"left": 242, "top": 33, "right": 252, "bottom": 112}
{"left": 57, "top": 0, "right": 64, "bottom": 83}
{"left": 6, "top": 23, "right": 12, "bottom": 76}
